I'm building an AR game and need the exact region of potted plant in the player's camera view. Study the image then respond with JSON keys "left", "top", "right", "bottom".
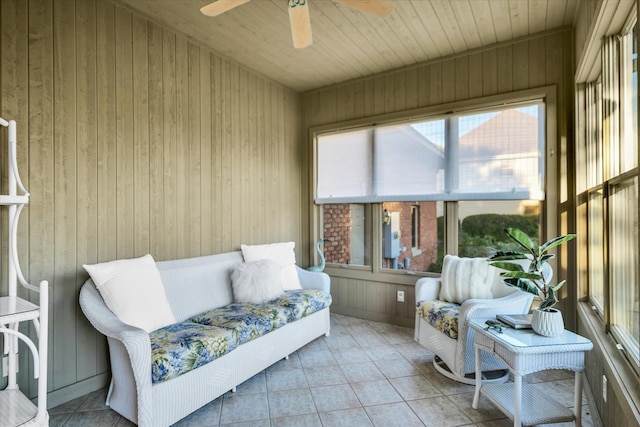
{"left": 488, "top": 228, "right": 577, "bottom": 337}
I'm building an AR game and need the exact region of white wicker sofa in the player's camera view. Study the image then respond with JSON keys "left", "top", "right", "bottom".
{"left": 79, "top": 249, "right": 331, "bottom": 427}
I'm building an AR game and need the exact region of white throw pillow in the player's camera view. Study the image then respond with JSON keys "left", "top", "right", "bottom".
{"left": 438, "top": 254, "right": 496, "bottom": 304}
{"left": 231, "top": 259, "right": 284, "bottom": 304}
{"left": 83, "top": 254, "right": 176, "bottom": 333}
{"left": 240, "top": 242, "right": 302, "bottom": 290}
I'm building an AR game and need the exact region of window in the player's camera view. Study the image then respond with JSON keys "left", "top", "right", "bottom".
{"left": 316, "top": 99, "right": 546, "bottom": 274}
{"left": 586, "top": 81, "right": 603, "bottom": 188}
{"left": 322, "top": 203, "right": 369, "bottom": 267}
{"left": 380, "top": 202, "right": 440, "bottom": 272}
{"left": 458, "top": 200, "right": 540, "bottom": 258}
{"left": 580, "top": 22, "right": 640, "bottom": 374}
{"left": 619, "top": 23, "right": 638, "bottom": 174}
{"left": 587, "top": 188, "right": 605, "bottom": 316}
{"left": 316, "top": 103, "right": 545, "bottom": 203}
{"left": 609, "top": 177, "right": 639, "bottom": 369}
{"left": 317, "top": 130, "right": 372, "bottom": 200}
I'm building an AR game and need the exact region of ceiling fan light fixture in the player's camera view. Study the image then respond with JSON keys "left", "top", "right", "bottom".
{"left": 288, "top": 0, "right": 313, "bottom": 49}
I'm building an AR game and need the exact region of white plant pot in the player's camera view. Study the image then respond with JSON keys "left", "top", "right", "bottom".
{"left": 531, "top": 308, "right": 564, "bottom": 337}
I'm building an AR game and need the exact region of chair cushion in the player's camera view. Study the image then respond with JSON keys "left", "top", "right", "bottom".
{"left": 438, "top": 255, "right": 497, "bottom": 304}
{"left": 416, "top": 300, "right": 461, "bottom": 339}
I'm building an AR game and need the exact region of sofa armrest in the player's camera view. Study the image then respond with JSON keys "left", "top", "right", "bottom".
{"left": 415, "top": 277, "right": 441, "bottom": 304}
{"left": 79, "top": 281, "right": 154, "bottom": 424}
{"left": 79, "top": 282, "right": 148, "bottom": 341}
{"left": 296, "top": 266, "right": 331, "bottom": 294}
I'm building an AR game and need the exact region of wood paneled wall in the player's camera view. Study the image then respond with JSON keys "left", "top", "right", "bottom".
{"left": 0, "top": 0, "right": 302, "bottom": 404}
{"left": 301, "top": 28, "right": 574, "bottom": 328}
{"left": 303, "top": 29, "right": 572, "bottom": 125}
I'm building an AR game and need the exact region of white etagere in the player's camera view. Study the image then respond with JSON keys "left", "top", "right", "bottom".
{"left": 0, "top": 117, "right": 49, "bottom": 426}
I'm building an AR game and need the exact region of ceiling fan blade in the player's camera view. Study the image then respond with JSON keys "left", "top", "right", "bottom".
{"left": 200, "top": 0, "right": 252, "bottom": 17}
{"left": 336, "top": 0, "right": 393, "bottom": 17}
{"left": 288, "top": 0, "right": 313, "bottom": 49}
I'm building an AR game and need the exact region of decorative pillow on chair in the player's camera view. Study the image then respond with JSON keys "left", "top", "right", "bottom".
{"left": 438, "top": 254, "right": 496, "bottom": 304}
{"left": 231, "top": 259, "right": 284, "bottom": 304}
{"left": 83, "top": 254, "right": 176, "bottom": 333}
{"left": 240, "top": 242, "right": 302, "bottom": 290}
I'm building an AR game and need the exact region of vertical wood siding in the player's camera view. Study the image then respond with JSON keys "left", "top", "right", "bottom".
{"left": 302, "top": 29, "right": 574, "bottom": 328}
{"left": 0, "top": 0, "right": 301, "bottom": 402}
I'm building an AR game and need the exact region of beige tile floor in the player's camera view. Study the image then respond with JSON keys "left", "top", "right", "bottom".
{"left": 48, "top": 314, "right": 596, "bottom": 426}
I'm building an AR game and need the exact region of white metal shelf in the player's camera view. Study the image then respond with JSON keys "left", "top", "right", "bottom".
{"left": 0, "top": 195, "right": 29, "bottom": 205}
{"left": 0, "top": 297, "right": 40, "bottom": 324}
{"left": 0, "top": 117, "right": 49, "bottom": 426}
{"left": 0, "top": 389, "right": 39, "bottom": 427}
{"left": 480, "top": 382, "right": 574, "bottom": 426}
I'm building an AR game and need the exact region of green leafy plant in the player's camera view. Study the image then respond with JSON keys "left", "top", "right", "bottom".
{"left": 488, "top": 228, "right": 577, "bottom": 310}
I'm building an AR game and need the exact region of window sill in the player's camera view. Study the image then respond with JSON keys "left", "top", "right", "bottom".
{"left": 577, "top": 302, "right": 640, "bottom": 425}
{"left": 324, "top": 264, "right": 436, "bottom": 285}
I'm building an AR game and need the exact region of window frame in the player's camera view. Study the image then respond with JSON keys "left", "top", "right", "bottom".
{"left": 309, "top": 87, "right": 559, "bottom": 280}
{"left": 578, "top": 16, "right": 640, "bottom": 376}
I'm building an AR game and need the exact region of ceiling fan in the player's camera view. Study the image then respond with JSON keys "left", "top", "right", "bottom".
{"left": 200, "top": 0, "right": 393, "bottom": 49}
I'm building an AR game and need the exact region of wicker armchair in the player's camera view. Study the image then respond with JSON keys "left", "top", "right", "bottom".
{"left": 414, "top": 255, "right": 534, "bottom": 384}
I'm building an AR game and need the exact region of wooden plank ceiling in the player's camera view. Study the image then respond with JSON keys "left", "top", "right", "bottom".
{"left": 116, "top": 0, "right": 578, "bottom": 92}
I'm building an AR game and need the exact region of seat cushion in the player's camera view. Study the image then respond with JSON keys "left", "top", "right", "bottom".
{"left": 416, "top": 300, "right": 461, "bottom": 339}
{"left": 150, "top": 322, "right": 237, "bottom": 384}
{"left": 270, "top": 289, "right": 333, "bottom": 321}
{"left": 150, "top": 290, "right": 332, "bottom": 384}
{"left": 190, "top": 303, "right": 292, "bottom": 345}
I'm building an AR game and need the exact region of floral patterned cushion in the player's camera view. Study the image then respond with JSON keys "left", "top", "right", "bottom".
{"left": 150, "top": 290, "right": 332, "bottom": 384}
{"left": 270, "top": 290, "right": 333, "bottom": 321}
{"left": 416, "top": 300, "right": 461, "bottom": 340}
{"left": 150, "top": 322, "right": 237, "bottom": 384}
{"left": 190, "top": 303, "right": 291, "bottom": 345}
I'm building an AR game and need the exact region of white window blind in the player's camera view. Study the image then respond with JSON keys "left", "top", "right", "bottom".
{"left": 317, "top": 128, "right": 372, "bottom": 199}
{"left": 316, "top": 102, "right": 546, "bottom": 204}
{"left": 373, "top": 122, "right": 445, "bottom": 197}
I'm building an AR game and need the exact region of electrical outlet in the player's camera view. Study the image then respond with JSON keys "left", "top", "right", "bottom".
{"left": 397, "top": 290, "right": 405, "bottom": 302}
{"left": 602, "top": 375, "right": 607, "bottom": 402}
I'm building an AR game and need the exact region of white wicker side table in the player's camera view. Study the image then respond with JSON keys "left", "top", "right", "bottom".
{"left": 469, "top": 318, "right": 593, "bottom": 427}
